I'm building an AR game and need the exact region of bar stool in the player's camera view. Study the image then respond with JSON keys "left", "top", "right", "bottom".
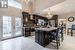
{"left": 71, "top": 25, "right": 75, "bottom": 36}
{"left": 59, "top": 27, "right": 64, "bottom": 42}
{"left": 49, "top": 29, "right": 60, "bottom": 49}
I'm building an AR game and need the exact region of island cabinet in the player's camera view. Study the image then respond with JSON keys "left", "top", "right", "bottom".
{"left": 35, "top": 30, "right": 49, "bottom": 47}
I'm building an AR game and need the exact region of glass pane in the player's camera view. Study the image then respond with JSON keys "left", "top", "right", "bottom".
{"left": 15, "top": 17, "right": 22, "bottom": 36}
{"left": 3, "top": 16, "right": 12, "bottom": 38}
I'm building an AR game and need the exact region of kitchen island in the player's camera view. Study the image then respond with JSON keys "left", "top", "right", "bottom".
{"left": 35, "top": 27, "right": 58, "bottom": 47}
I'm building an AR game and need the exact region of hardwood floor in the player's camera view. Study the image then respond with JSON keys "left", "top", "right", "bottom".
{"left": 0, "top": 34, "right": 75, "bottom": 50}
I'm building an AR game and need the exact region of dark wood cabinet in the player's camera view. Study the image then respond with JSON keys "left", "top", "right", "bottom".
{"left": 23, "top": 27, "right": 31, "bottom": 37}
{"left": 33, "top": 14, "right": 48, "bottom": 24}
{"left": 25, "top": 27, "right": 31, "bottom": 37}
{"left": 35, "top": 30, "right": 49, "bottom": 47}
{"left": 49, "top": 15, "right": 58, "bottom": 27}
{"left": 22, "top": 12, "right": 31, "bottom": 37}
{"left": 22, "top": 12, "right": 30, "bottom": 27}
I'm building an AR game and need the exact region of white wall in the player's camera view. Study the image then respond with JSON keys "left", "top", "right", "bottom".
{"left": 59, "top": 12, "right": 75, "bottom": 29}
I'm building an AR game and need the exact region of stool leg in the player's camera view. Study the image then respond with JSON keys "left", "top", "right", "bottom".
{"left": 71, "top": 30, "right": 73, "bottom": 36}
{"left": 56, "top": 37, "right": 59, "bottom": 49}
{"left": 61, "top": 33, "right": 63, "bottom": 42}
{"left": 57, "top": 41, "right": 59, "bottom": 49}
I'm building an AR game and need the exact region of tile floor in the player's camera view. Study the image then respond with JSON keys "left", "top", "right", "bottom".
{"left": 0, "top": 35, "right": 75, "bottom": 50}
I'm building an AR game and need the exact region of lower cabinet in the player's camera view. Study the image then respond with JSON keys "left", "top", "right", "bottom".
{"left": 35, "top": 30, "right": 49, "bottom": 47}
{"left": 23, "top": 27, "right": 31, "bottom": 37}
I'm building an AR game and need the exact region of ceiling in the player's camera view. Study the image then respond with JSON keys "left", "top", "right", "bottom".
{"left": 16, "top": 0, "right": 65, "bottom": 13}
{"left": 0, "top": 0, "right": 67, "bottom": 17}
{"left": 43, "top": 0, "right": 75, "bottom": 15}
{"left": 34, "top": 0, "right": 65, "bottom": 14}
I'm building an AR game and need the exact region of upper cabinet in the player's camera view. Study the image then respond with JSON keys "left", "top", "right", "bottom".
{"left": 22, "top": 12, "right": 30, "bottom": 27}
{"left": 22, "top": 11, "right": 58, "bottom": 27}
{"left": 49, "top": 15, "right": 58, "bottom": 27}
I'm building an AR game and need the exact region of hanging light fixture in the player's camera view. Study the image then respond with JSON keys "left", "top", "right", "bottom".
{"left": 46, "top": 8, "right": 53, "bottom": 19}
{"left": 24, "top": 0, "right": 33, "bottom": 19}
{"left": 24, "top": 0, "right": 30, "bottom": 4}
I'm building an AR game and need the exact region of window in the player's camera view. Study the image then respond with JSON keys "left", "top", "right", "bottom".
{"left": 8, "top": 0, "right": 22, "bottom": 9}
{"left": 0, "top": 0, "right": 22, "bottom": 9}
{"left": 0, "top": 0, "right": 8, "bottom": 8}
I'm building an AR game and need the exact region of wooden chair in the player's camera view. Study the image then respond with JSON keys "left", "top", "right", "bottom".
{"left": 49, "top": 28, "right": 60, "bottom": 49}
{"left": 59, "top": 27, "right": 64, "bottom": 42}
{"left": 71, "top": 25, "right": 75, "bottom": 36}
{"left": 67, "top": 28, "right": 72, "bottom": 35}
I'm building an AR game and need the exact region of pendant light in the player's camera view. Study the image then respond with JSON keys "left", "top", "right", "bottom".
{"left": 24, "top": 0, "right": 30, "bottom": 4}
{"left": 47, "top": 8, "right": 53, "bottom": 19}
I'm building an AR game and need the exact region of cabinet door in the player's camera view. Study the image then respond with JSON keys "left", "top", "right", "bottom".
{"left": 44, "top": 31, "right": 49, "bottom": 46}
{"left": 40, "top": 31, "right": 44, "bottom": 46}
{"left": 50, "top": 20, "right": 55, "bottom": 27}
{"left": 35, "top": 30, "right": 39, "bottom": 43}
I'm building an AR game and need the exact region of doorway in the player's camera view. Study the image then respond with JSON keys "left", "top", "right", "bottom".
{"left": 3, "top": 16, "right": 12, "bottom": 38}
{"left": 1, "top": 16, "right": 22, "bottom": 40}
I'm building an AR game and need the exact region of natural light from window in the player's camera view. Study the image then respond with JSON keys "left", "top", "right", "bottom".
{"left": 8, "top": 0, "right": 22, "bottom": 9}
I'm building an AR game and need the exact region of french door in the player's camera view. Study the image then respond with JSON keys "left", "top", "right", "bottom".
{"left": 1, "top": 16, "right": 22, "bottom": 40}
{"left": 3, "top": 16, "right": 12, "bottom": 38}
{"left": 15, "top": 17, "right": 22, "bottom": 36}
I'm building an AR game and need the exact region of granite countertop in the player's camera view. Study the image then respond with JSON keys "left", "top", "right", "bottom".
{"left": 35, "top": 27, "right": 58, "bottom": 31}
